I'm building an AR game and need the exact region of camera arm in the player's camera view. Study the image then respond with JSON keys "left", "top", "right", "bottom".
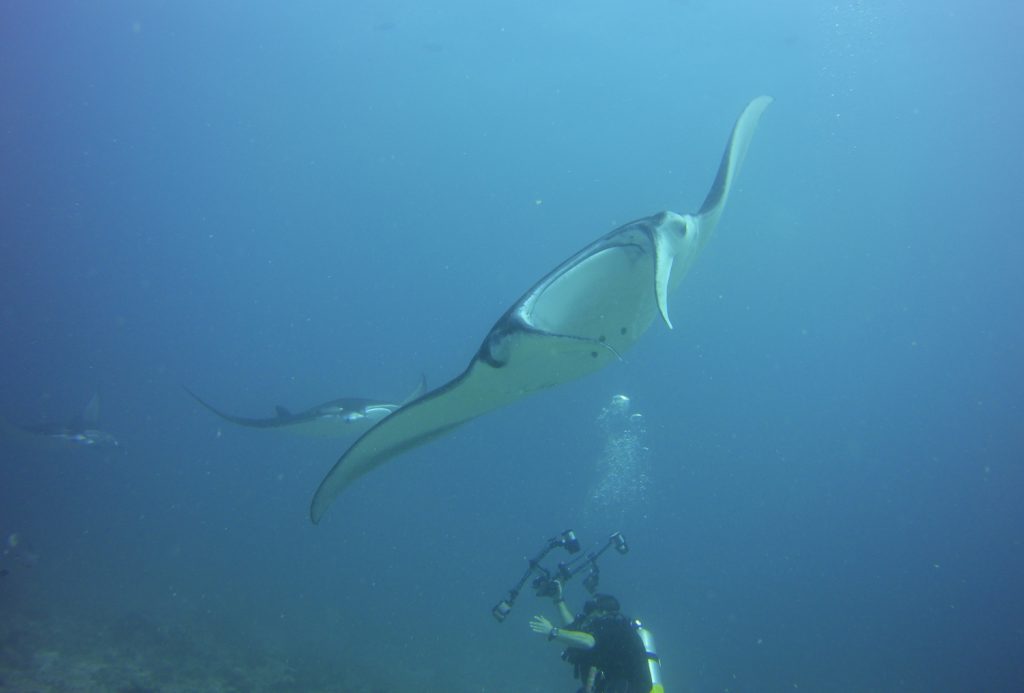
{"left": 492, "top": 530, "right": 626, "bottom": 622}
{"left": 492, "top": 531, "right": 578, "bottom": 622}
{"left": 557, "top": 532, "right": 629, "bottom": 588}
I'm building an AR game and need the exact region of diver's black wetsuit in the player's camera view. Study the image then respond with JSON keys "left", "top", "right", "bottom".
{"left": 565, "top": 613, "right": 652, "bottom": 693}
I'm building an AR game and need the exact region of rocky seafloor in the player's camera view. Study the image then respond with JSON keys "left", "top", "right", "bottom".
{"left": 0, "top": 606, "right": 392, "bottom": 693}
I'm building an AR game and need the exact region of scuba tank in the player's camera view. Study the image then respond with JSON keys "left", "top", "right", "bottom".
{"left": 633, "top": 620, "right": 664, "bottom": 693}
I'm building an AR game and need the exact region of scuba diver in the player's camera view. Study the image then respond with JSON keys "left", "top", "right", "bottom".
{"left": 530, "top": 584, "right": 658, "bottom": 693}
{"left": 491, "top": 530, "right": 663, "bottom": 693}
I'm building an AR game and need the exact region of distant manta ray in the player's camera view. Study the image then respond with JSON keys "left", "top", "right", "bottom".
{"left": 311, "top": 96, "right": 773, "bottom": 524}
{"left": 0, "top": 393, "right": 120, "bottom": 451}
{"left": 184, "top": 376, "right": 426, "bottom": 438}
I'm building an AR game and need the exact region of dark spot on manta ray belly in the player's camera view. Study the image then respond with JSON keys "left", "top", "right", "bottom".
{"left": 599, "top": 335, "right": 606, "bottom": 342}
{"left": 620, "top": 327, "right": 627, "bottom": 335}
{"left": 591, "top": 351, "right": 599, "bottom": 358}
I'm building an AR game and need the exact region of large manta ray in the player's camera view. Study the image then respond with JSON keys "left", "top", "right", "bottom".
{"left": 311, "top": 96, "right": 772, "bottom": 523}
{"left": 184, "top": 376, "right": 426, "bottom": 438}
{"left": 0, "top": 393, "right": 120, "bottom": 451}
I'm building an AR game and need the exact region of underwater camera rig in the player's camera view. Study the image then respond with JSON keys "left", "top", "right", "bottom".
{"left": 492, "top": 529, "right": 629, "bottom": 622}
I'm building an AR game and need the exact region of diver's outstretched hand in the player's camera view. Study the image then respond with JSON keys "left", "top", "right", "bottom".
{"left": 529, "top": 615, "right": 554, "bottom": 635}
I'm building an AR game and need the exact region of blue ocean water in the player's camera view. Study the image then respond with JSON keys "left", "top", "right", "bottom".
{"left": 1, "top": 1, "right": 1021, "bottom": 691}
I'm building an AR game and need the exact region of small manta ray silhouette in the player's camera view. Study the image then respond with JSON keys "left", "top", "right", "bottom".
{"left": 0, "top": 393, "right": 120, "bottom": 451}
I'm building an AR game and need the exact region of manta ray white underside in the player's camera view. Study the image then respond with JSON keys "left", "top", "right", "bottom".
{"left": 311, "top": 96, "right": 773, "bottom": 523}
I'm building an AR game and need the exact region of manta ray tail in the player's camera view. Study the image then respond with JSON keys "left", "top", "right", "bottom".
{"left": 399, "top": 374, "right": 428, "bottom": 407}
{"left": 183, "top": 386, "right": 276, "bottom": 428}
